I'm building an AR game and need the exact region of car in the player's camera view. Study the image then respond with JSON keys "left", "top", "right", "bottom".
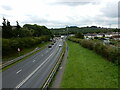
{"left": 51, "top": 43, "right": 54, "bottom": 45}
{"left": 48, "top": 45, "right": 52, "bottom": 48}
{"left": 59, "top": 44, "right": 62, "bottom": 47}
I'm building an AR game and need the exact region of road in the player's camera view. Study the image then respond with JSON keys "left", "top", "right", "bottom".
{"left": 2, "top": 39, "right": 63, "bottom": 89}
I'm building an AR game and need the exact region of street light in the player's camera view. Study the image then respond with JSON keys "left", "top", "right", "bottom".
{"left": 66, "top": 25, "right": 69, "bottom": 37}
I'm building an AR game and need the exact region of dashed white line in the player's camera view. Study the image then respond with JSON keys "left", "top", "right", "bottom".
{"left": 16, "top": 69, "right": 22, "bottom": 74}
{"left": 15, "top": 51, "right": 55, "bottom": 88}
{"left": 15, "top": 43, "right": 60, "bottom": 88}
{"left": 33, "top": 60, "right": 36, "bottom": 62}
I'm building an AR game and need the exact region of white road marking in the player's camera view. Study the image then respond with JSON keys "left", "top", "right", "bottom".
{"left": 15, "top": 51, "right": 55, "bottom": 88}
{"left": 15, "top": 42, "right": 61, "bottom": 88}
{"left": 16, "top": 69, "right": 22, "bottom": 74}
{"left": 33, "top": 60, "right": 36, "bottom": 62}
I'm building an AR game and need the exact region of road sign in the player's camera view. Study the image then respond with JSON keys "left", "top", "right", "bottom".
{"left": 17, "top": 48, "right": 20, "bottom": 52}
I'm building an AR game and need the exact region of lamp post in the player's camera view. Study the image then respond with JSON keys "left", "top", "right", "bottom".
{"left": 66, "top": 25, "right": 69, "bottom": 37}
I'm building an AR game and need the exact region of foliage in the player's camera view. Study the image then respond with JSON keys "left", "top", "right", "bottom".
{"left": 75, "top": 32, "right": 84, "bottom": 39}
{"left": 50, "top": 26, "right": 119, "bottom": 35}
{"left": 61, "top": 41, "right": 118, "bottom": 88}
{"left": 2, "top": 36, "right": 50, "bottom": 56}
{"left": 94, "top": 37, "right": 98, "bottom": 39}
{"left": 2, "top": 18, "right": 53, "bottom": 38}
{"left": 68, "top": 37, "right": 120, "bottom": 65}
{"left": 23, "top": 24, "right": 53, "bottom": 37}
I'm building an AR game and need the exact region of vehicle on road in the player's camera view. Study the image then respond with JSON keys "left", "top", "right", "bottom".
{"left": 54, "top": 41, "right": 56, "bottom": 43}
{"left": 61, "top": 36, "right": 64, "bottom": 39}
{"left": 48, "top": 45, "right": 52, "bottom": 48}
{"left": 51, "top": 43, "right": 54, "bottom": 45}
{"left": 59, "top": 44, "right": 62, "bottom": 47}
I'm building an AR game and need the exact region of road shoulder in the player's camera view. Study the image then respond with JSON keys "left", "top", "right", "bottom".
{"left": 51, "top": 43, "right": 68, "bottom": 88}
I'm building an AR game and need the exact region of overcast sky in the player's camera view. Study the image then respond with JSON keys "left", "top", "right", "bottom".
{"left": 0, "top": 0, "right": 119, "bottom": 28}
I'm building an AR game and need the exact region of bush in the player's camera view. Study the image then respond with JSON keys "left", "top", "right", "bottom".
{"left": 75, "top": 33, "right": 84, "bottom": 39}
{"left": 68, "top": 37, "right": 120, "bottom": 65}
{"left": 2, "top": 35, "right": 50, "bottom": 56}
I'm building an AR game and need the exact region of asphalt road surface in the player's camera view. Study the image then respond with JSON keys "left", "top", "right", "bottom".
{"left": 2, "top": 39, "right": 63, "bottom": 89}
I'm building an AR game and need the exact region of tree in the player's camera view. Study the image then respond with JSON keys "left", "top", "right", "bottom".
{"left": 75, "top": 32, "right": 84, "bottom": 39}
{"left": 23, "top": 24, "right": 53, "bottom": 37}
{"left": 2, "top": 18, "right": 12, "bottom": 38}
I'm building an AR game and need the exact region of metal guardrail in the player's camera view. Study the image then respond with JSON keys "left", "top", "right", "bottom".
{"left": 42, "top": 52, "right": 64, "bottom": 89}
{"left": 1, "top": 45, "right": 49, "bottom": 69}
{"left": 42, "top": 42, "right": 66, "bottom": 89}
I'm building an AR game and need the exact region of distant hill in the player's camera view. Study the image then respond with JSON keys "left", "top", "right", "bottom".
{"left": 50, "top": 26, "right": 119, "bottom": 35}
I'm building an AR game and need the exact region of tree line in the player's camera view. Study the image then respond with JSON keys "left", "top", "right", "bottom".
{"left": 2, "top": 17, "right": 53, "bottom": 58}
{"left": 50, "top": 26, "right": 119, "bottom": 35}
{"left": 2, "top": 17, "right": 53, "bottom": 38}
{"left": 68, "top": 37, "right": 120, "bottom": 65}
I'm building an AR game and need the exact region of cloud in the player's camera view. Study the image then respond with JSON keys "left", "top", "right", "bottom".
{"left": 1, "top": 5, "right": 12, "bottom": 10}
{"left": 0, "top": 0, "right": 119, "bottom": 28}
{"left": 49, "top": 0, "right": 100, "bottom": 6}
{"left": 21, "top": 15, "right": 49, "bottom": 24}
{"left": 101, "top": 2, "right": 118, "bottom": 18}
{"left": 51, "top": 2, "right": 96, "bottom": 6}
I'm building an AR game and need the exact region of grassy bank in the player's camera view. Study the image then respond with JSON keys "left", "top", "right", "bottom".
{"left": 60, "top": 41, "right": 118, "bottom": 88}
{"left": 2, "top": 35, "right": 51, "bottom": 60}
{"left": 3, "top": 41, "right": 50, "bottom": 61}
{"left": 2, "top": 41, "right": 51, "bottom": 71}
{"left": 68, "top": 37, "right": 120, "bottom": 65}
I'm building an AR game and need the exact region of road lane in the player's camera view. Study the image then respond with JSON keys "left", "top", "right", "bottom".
{"left": 20, "top": 43, "right": 62, "bottom": 88}
{"left": 2, "top": 39, "right": 63, "bottom": 88}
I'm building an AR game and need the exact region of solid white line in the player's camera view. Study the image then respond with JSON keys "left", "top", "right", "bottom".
{"left": 16, "top": 69, "right": 22, "bottom": 74}
{"left": 15, "top": 52, "right": 55, "bottom": 88}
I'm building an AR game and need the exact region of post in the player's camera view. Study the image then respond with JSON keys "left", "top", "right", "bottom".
{"left": 17, "top": 48, "right": 20, "bottom": 57}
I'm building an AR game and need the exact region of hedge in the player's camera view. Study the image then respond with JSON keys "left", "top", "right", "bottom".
{"left": 2, "top": 35, "right": 50, "bottom": 56}
{"left": 68, "top": 37, "right": 120, "bottom": 65}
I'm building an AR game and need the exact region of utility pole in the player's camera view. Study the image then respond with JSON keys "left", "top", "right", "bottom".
{"left": 109, "top": 24, "right": 111, "bottom": 29}
{"left": 66, "top": 25, "right": 69, "bottom": 37}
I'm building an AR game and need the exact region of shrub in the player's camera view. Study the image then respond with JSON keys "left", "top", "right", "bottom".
{"left": 2, "top": 35, "right": 50, "bottom": 56}
{"left": 68, "top": 37, "right": 120, "bottom": 65}
{"left": 75, "top": 33, "right": 84, "bottom": 39}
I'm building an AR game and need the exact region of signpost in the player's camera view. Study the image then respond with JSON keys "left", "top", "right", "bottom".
{"left": 17, "top": 48, "right": 20, "bottom": 56}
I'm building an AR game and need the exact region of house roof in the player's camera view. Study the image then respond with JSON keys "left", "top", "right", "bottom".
{"left": 112, "top": 35, "right": 120, "bottom": 38}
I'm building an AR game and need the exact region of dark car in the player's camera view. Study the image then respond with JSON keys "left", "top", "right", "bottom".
{"left": 51, "top": 43, "right": 54, "bottom": 45}
{"left": 53, "top": 41, "right": 56, "bottom": 43}
{"left": 48, "top": 45, "right": 52, "bottom": 48}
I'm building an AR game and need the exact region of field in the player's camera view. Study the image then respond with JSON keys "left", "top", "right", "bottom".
{"left": 60, "top": 40, "right": 118, "bottom": 88}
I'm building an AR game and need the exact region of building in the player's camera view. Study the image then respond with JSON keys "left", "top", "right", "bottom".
{"left": 84, "top": 33, "right": 96, "bottom": 39}
{"left": 96, "top": 33, "right": 104, "bottom": 37}
{"left": 111, "top": 35, "right": 120, "bottom": 40}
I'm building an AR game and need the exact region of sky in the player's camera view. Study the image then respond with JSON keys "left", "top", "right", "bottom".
{"left": 0, "top": 0, "right": 119, "bottom": 28}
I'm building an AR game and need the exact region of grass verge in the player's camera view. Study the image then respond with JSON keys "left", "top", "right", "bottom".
{"left": 2, "top": 42, "right": 51, "bottom": 71}
{"left": 3, "top": 42, "right": 51, "bottom": 61}
{"left": 60, "top": 40, "right": 118, "bottom": 88}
